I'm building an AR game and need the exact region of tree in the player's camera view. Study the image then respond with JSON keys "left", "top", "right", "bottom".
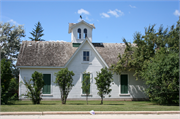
{"left": 29, "top": 22, "right": 44, "bottom": 41}
{"left": 95, "top": 67, "right": 113, "bottom": 104}
{"left": 142, "top": 48, "right": 179, "bottom": 104}
{"left": 23, "top": 71, "right": 44, "bottom": 104}
{"left": 1, "top": 58, "right": 14, "bottom": 104}
{"left": 81, "top": 72, "right": 91, "bottom": 105}
{"left": 54, "top": 68, "right": 74, "bottom": 104}
{"left": 0, "top": 22, "right": 25, "bottom": 60}
{"left": 0, "top": 22, "right": 25, "bottom": 99}
{"left": 112, "top": 19, "right": 179, "bottom": 104}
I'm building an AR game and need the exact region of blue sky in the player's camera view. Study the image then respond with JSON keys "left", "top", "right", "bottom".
{"left": 1, "top": 1, "right": 179, "bottom": 43}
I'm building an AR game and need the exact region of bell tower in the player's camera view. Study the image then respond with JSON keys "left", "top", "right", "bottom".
{"left": 68, "top": 20, "right": 95, "bottom": 43}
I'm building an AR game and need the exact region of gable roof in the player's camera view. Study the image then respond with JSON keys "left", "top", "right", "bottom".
{"left": 64, "top": 38, "right": 109, "bottom": 68}
{"left": 16, "top": 41, "right": 127, "bottom": 68}
{"left": 68, "top": 20, "right": 95, "bottom": 33}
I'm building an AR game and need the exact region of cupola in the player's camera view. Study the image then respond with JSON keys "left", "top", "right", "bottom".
{"left": 68, "top": 20, "right": 95, "bottom": 43}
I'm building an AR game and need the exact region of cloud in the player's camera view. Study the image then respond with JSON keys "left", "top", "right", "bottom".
{"left": 107, "top": 9, "right": 124, "bottom": 17}
{"left": 8, "top": 19, "right": 19, "bottom": 25}
{"left": 78, "top": 9, "right": 90, "bottom": 15}
{"left": 174, "top": 10, "right": 180, "bottom": 16}
{"left": 129, "top": 5, "right": 136, "bottom": 8}
{"left": 100, "top": 13, "right": 110, "bottom": 18}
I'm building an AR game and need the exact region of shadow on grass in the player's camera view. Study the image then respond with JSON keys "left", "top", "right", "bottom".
{"left": 148, "top": 103, "right": 179, "bottom": 106}
{"left": 104, "top": 104, "right": 124, "bottom": 105}
{"left": 66, "top": 103, "right": 124, "bottom": 105}
{"left": 6, "top": 103, "right": 57, "bottom": 105}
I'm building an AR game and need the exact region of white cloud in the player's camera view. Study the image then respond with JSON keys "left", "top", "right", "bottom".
{"left": 100, "top": 13, "right": 110, "bottom": 18}
{"left": 8, "top": 19, "right": 19, "bottom": 25}
{"left": 78, "top": 9, "right": 90, "bottom": 15}
{"left": 107, "top": 9, "right": 124, "bottom": 17}
{"left": 174, "top": 10, "right": 180, "bottom": 16}
{"left": 129, "top": 5, "right": 136, "bottom": 8}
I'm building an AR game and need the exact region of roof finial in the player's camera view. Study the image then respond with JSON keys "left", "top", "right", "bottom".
{"left": 80, "top": 15, "right": 82, "bottom": 19}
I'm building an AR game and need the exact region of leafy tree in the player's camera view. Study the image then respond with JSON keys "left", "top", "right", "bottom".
{"left": 23, "top": 71, "right": 44, "bottom": 104}
{"left": 1, "top": 58, "right": 14, "bottom": 104}
{"left": 0, "top": 22, "right": 25, "bottom": 60}
{"left": 112, "top": 19, "right": 179, "bottom": 104}
{"left": 142, "top": 48, "right": 179, "bottom": 104}
{"left": 0, "top": 22, "right": 25, "bottom": 99}
{"left": 54, "top": 68, "right": 74, "bottom": 104}
{"left": 29, "top": 22, "right": 44, "bottom": 41}
{"left": 95, "top": 67, "right": 113, "bottom": 104}
{"left": 81, "top": 72, "right": 91, "bottom": 105}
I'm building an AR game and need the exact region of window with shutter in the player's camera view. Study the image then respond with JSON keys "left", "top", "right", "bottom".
{"left": 43, "top": 74, "right": 51, "bottom": 94}
{"left": 121, "top": 75, "right": 128, "bottom": 94}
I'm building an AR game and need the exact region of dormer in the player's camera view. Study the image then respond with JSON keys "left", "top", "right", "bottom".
{"left": 68, "top": 20, "right": 95, "bottom": 43}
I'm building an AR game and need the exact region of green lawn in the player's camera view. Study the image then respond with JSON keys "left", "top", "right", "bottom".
{"left": 1, "top": 100, "right": 179, "bottom": 112}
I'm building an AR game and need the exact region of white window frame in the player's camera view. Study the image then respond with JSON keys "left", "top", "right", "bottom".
{"left": 81, "top": 49, "right": 92, "bottom": 64}
{"left": 119, "top": 73, "right": 130, "bottom": 96}
{"left": 80, "top": 72, "right": 93, "bottom": 96}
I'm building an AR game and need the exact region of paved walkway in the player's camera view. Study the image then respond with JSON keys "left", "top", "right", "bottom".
{"left": 0, "top": 111, "right": 180, "bottom": 115}
{"left": 1, "top": 114, "right": 180, "bottom": 119}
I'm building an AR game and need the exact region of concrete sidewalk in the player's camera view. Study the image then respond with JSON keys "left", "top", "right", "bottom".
{"left": 0, "top": 111, "right": 180, "bottom": 115}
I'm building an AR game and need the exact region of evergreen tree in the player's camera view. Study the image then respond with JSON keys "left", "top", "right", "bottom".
{"left": 29, "top": 22, "right": 44, "bottom": 41}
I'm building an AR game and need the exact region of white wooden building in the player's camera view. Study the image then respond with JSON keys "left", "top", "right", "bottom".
{"left": 16, "top": 20, "right": 148, "bottom": 100}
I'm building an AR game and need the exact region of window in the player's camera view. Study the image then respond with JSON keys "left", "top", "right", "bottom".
{"left": 43, "top": 74, "right": 51, "bottom": 94}
{"left": 77, "top": 28, "right": 81, "bottom": 39}
{"left": 82, "top": 74, "right": 90, "bottom": 94}
{"left": 121, "top": 75, "right": 128, "bottom": 94}
{"left": 84, "top": 28, "right": 87, "bottom": 38}
{"left": 83, "top": 51, "right": 89, "bottom": 61}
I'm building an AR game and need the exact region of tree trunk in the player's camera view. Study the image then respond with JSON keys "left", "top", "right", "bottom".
{"left": 86, "top": 95, "right": 88, "bottom": 105}
{"left": 101, "top": 95, "right": 103, "bottom": 104}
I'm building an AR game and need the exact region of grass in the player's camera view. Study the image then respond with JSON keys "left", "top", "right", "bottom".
{"left": 1, "top": 100, "right": 179, "bottom": 112}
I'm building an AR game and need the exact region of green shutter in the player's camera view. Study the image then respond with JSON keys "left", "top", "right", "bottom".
{"left": 43, "top": 74, "right": 51, "bottom": 94}
{"left": 82, "top": 74, "right": 90, "bottom": 94}
{"left": 121, "top": 75, "right": 128, "bottom": 94}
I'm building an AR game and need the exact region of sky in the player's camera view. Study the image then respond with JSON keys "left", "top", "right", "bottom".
{"left": 1, "top": 0, "right": 180, "bottom": 43}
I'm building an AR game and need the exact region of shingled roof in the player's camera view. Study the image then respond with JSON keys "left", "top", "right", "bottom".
{"left": 16, "top": 41, "right": 127, "bottom": 67}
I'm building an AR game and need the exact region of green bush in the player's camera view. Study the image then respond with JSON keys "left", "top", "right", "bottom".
{"left": 23, "top": 71, "right": 44, "bottom": 104}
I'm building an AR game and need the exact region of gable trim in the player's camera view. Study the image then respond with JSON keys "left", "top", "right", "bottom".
{"left": 70, "top": 20, "right": 95, "bottom": 30}
{"left": 64, "top": 38, "right": 109, "bottom": 68}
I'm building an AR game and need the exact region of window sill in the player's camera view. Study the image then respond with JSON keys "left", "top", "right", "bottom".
{"left": 119, "top": 94, "right": 130, "bottom": 96}
{"left": 41, "top": 94, "right": 53, "bottom": 96}
{"left": 81, "top": 62, "right": 92, "bottom": 64}
{"left": 81, "top": 94, "right": 92, "bottom": 96}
